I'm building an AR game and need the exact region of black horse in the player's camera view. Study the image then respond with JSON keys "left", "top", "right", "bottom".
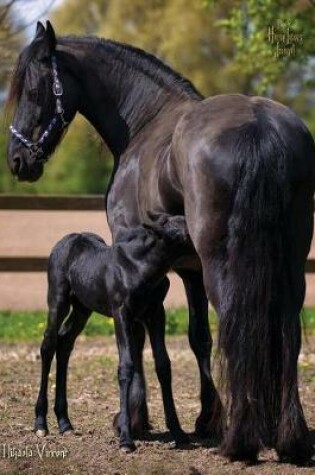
{"left": 35, "top": 215, "right": 191, "bottom": 451}
{"left": 7, "top": 22, "right": 315, "bottom": 464}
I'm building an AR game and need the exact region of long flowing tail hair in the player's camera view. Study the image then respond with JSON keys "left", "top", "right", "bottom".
{"left": 218, "top": 118, "right": 296, "bottom": 453}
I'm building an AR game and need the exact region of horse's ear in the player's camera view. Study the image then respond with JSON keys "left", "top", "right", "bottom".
{"left": 35, "top": 22, "right": 46, "bottom": 40}
{"left": 34, "top": 20, "right": 56, "bottom": 61}
{"left": 46, "top": 21, "right": 56, "bottom": 51}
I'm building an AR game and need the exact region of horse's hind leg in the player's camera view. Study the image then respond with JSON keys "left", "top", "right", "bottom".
{"left": 54, "top": 297, "right": 91, "bottom": 434}
{"left": 275, "top": 300, "right": 313, "bottom": 464}
{"left": 179, "top": 270, "right": 224, "bottom": 440}
{"left": 35, "top": 287, "right": 70, "bottom": 437}
{"left": 276, "top": 188, "right": 314, "bottom": 464}
{"left": 147, "top": 302, "right": 189, "bottom": 445}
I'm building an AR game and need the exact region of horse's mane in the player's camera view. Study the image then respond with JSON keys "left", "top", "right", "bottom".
{"left": 62, "top": 35, "right": 203, "bottom": 100}
{"left": 7, "top": 34, "right": 203, "bottom": 111}
{"left": 7, "top": 42, "right": 38, "bottom": 109}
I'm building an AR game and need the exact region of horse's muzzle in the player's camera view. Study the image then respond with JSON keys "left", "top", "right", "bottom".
{"left": 7, "top": 148, "right": 44, "bottom": 182}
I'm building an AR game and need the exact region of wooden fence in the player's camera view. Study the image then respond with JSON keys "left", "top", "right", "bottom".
{"left": 0, "top": 194, "right": 315, "bottom": 273}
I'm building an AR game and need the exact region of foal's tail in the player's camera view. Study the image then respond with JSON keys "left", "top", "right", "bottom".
{"left": 218, "top": 118, "right": 312, "bottom": 459}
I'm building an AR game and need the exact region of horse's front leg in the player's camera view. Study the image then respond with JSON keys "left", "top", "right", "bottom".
{"left": 147, "top": 301, "right": 189, "bottom": 445}
{"left": 178, "top": 270, "right": 224, "bottom": 440}
{"left": 113, "top": 321, "right": 150, "bottom": 438}
{"left": 114, "top": 307, "right": 137, "bottom": 452}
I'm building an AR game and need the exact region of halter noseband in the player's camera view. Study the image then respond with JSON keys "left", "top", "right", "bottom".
{"left": 9, "top": 55, "right": 68, "bottom": 162}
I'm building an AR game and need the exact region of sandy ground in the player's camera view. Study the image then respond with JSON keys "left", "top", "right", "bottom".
{"left": 1, "top": 210, "right": 315, "bottom": 310}
{"left": 0, "top": 335, "right": 314, "bottom": 475}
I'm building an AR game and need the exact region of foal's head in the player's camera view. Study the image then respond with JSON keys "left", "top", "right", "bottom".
{"left": 117, "top": 214, "right": 192, "bottom": 264}
{"left": 7, "top": 22, "right": 79, "bottom": 181}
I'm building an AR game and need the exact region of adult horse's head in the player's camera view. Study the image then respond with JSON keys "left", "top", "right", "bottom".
{"left": 7, "top": 21, "right": 79, "bottom": 181}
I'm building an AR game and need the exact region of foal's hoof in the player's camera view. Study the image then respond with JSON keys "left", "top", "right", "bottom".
{"left": 35, "top": 428, "right": 48, "bottom": 438}
{"left": 35, "top": 420, "right": 49, "bottom": 438}
{"left": 120, "top": 442, "right": 136, "bottom": 453}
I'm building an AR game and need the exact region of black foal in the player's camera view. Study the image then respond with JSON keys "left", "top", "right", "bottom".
{"left": 35, "top": 215, "right": 192, "bottom": 451}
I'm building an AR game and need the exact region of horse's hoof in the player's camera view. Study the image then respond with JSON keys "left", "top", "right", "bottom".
{"left": 220, "top": 443, "right": 259, "bottom": 464}
{"left": 35, "top": 429, "right": 48, "bottom": 438}
{"left": 58, "top": 419, "right": 74, "bottom": 435}
{"left": 174, "top": 431, "right": 190, "bottom": 446}
{"left": 62, "top": 429, "right": 75, "bottom": 437}
{"left": 277, "top": 444, "right": 315, "bottom": 465}
{"left": 194, "top": 418, "right": 224, "bottom": 441}
{"left": 120, "top": 443, "right": 136, "bottom": 453}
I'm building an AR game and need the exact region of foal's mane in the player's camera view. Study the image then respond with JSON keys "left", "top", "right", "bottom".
{"left": 7, "top": 34, "right": 203, "bottom": 111}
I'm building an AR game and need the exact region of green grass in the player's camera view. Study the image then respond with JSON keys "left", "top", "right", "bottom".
{"left": 0, "top": 308, "right": 314, "bottom": 342}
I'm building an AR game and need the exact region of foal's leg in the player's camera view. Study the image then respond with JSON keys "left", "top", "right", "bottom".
{"left": 114, "top": 307, "right": 136, "bottom": 452}
{"left": 147, "top": 303, "right": 189, "bottom": 445}
{"left": 54, "top": 299, "right": 91, "bottom": 434}
{"left": 35, "top": 293, "right": 70, "bottom": 436}
{"left": 179, "top": 270, "right": 224, "bottom": 439}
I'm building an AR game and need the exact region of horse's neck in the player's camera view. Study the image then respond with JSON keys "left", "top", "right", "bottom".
{"left": 58, "top": 38, "right": 199, "bottom": 156}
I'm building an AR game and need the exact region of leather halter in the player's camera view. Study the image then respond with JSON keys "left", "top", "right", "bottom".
{"left": 9, "top": 55, "right": 68, "bottom": 162}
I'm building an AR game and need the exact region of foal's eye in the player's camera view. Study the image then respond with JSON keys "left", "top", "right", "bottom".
{"left": 28, "top": 89, "right": 38, "bottom": 102}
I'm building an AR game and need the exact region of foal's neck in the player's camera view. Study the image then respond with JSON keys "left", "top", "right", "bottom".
{"left": 57, "top": 37, "right": 201, "bottom": 156}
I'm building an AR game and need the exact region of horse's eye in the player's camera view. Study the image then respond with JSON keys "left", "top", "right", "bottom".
{"left": 28, "top": 89, "right": 38, "bottom": 102}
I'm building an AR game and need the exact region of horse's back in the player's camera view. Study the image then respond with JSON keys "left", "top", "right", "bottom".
{"left": 173, "top": 94, "right": 315, "bottom": 199}
{"left": 175, "top": 94, "right": 314, "bottom": 166}
{"left": 175, "top": 93, "right": 315, "bottom": 276}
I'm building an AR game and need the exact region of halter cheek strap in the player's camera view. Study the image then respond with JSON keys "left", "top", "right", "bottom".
{"left": 9, "top": 55, "right": 68, "bottom": 162}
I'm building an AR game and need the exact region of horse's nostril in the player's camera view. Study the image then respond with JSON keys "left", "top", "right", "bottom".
{"left": 12, "top": 155, "right": 22, "bottom": 174}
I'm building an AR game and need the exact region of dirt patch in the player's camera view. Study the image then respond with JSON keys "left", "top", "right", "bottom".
{"left": 0, "top": 336, "right": 314, "bottom": 475}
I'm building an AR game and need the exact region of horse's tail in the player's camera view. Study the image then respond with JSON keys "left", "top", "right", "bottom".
{"left": 218, "top": 118, "right": 313, "bottom": 460}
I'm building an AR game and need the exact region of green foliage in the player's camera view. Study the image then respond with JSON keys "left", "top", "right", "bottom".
{"left": 0, "top": 311, "right": 114, "bottom": 342}
{"left": 0, "top": 1, "right": 23, "bottom": 89}
{"left": 0, "top": 308, "right": 314, "bottom": 342}
{"left": 204, "top": 0, "right": 315, "bottom": 95}
{"left": 303, "top": 308, "right": 315, "bottom": 329}
{"left": 2, "top": 0, "right": 315, "bottom": 194}
{"left": 0, "top": 308, "right": 220, "bottom": 342}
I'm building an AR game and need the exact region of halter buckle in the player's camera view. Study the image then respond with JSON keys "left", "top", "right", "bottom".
{"left": 53, "top": 82, "right": 63, "bottom": 96}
